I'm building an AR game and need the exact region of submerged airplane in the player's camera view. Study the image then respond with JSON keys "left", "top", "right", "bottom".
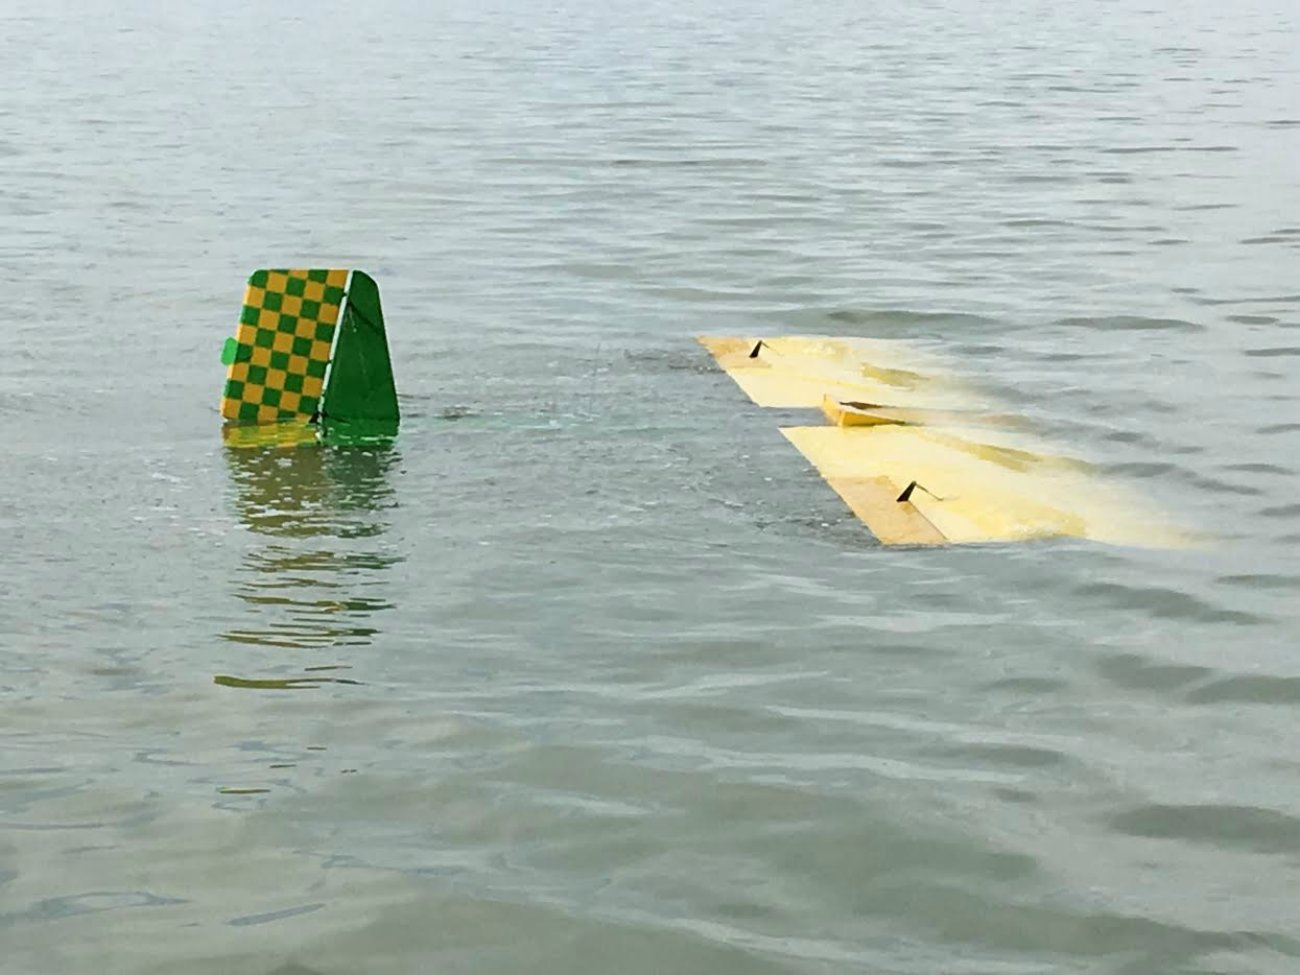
{"left": 214, "top": 275, "right": 1176, "bottom": 546}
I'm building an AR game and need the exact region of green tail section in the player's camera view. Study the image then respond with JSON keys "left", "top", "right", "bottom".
{"left": 321, "top": 271, "right": 400, "bottom": 426}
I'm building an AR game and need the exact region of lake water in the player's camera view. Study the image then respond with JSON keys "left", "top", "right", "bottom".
{"left": 2, "top": 0, "right": 1299, "bottom": 972}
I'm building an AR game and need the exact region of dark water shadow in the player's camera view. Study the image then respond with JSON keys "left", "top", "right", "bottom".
{"left": 218, "top": 429, "right": 402, "bottom": 689}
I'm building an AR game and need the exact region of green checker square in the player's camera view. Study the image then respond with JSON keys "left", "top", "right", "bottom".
{"left": 269, "top": 351, "right": 290, "bottom": 370}
{"left": 247, "top": 364, "right": 268, "bottom": 385}
{"left": 240, "top": 303, "right": 260, "bottom": 325}
{"left": 300, "top": 298, "right": 320, "bottom": 319}
{"left": 283, "top": 372, "right": 304, "bottom": 394}
{"left": 307, "top": 269, "right": 329, "bottom": 283}
{"left": 299, "top": 395, "right": 319, "bottom": 414}
{"left": 278, "top": 313, "right": 298, "bottom": 333}
{"left": 261, "top": 387, "right": 282, "bottom": 408}
{"left": 323, "top": 284, "right": 345, "bottom": 305}
{"left": 291, "top": 336, "right": 313, "bottom": 357}
{"left": 238, "top": 401, "right": 260, "bottom": 421}
{"left": 224, "top": 379, "right": 245, "bottom": 400}
{"left": 253, "top": 329, "right": 275, "bottom": 349}
{"left": 314, "top": 321, "right": 336, "bottom": 341}
{"left": 263, "top": 291, "right": 283, "bottom": 312}
{"left": 285, "top": 276, "right": 306, "bottom": 297}
{"left": 305, "top": 358, "right": 327, "bottom": 379}
{"left": 249, "top": 270, "right": 269, "bottom": 287}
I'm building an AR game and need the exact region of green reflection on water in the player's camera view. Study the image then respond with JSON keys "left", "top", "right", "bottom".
{"left": 218, "top": 424, "right": 402, "bottom": 688}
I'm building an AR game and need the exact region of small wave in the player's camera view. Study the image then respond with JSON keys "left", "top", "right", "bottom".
{"left": 782, "top": 307, "right": 1001, "bottom": 333}
{"left": 1220, "top": 461, "right": 1293, "bottom": 475}
{"left": 1054, "top": 315, "right": 1203, "bottom": 332}
{"left": 939, "top": 742, "right": 1070, "bottom": 770}
{"left": 1218, "top": 573, "right": 1300, "bottom": 590}
{"left": 981, "top": 676, "right": 1069, "bottom": 695}
{"left": 1093, "top": 652, "right": 1212, "bottom": 693}
{"left": 1101, "top": 145, "right": 1179, "bottom": 154}
{"left": 1243, "top": 346, "right": 1300, "bottom": 358}
{"left": 1108, "top": 803, "right": 1300, "bottom": 854}
{"left": 228, "top": 902, "right": 326, "bottom": 927}
{"left": 1259, "top": 503, "right": 1300, "bottom": 518}
{"left": 1076, "top": 582, "right": 1266, "bottom": 625}
{"left": 1187, "top": 675, "right": 1300, "bottom": 705}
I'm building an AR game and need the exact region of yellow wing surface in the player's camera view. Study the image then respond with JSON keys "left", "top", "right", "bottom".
{"left": 699, "top": 335, "right": 1181, "bottom": 547}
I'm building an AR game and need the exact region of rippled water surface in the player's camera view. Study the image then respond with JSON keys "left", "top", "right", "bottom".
{"left": 3, "top": 0, "right": 1299, "bottom": 972}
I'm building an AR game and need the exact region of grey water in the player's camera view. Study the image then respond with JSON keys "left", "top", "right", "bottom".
{"left": 2, "top": 0, "right": 1299, "bottom": 971}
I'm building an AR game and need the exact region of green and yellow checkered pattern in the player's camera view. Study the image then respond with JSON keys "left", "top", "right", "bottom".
{"left": 221, "top": 268, "right": 350, "bottom": 423}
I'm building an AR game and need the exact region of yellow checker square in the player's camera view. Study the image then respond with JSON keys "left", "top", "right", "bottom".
{"left": 310, "top": 339, "right": 331, "bottom": 361}
{"left": 288, "top": 354, "right": 310, "bottom": 375}
{"left": 249, "top": 346, "right": 272, "bottom": 368}
{"left": 236, "top": 322, "right": 258, "bottom": 346}
{"left": 243, "top": 382, "right": 265, "bottom": 404}
{"left": 245, "top": 285, "right": 266, "bottom": 309}
{"left": 264, "top": 368, "right": 288, "bottom": 391}
{"left": 287, "top": 267, "right": 311, "bottom": 279}
{"left": 228, "top": 362, "right": 250, "bottom": 383}
{"left": 273, "top": 331, "right": 295, "bottom": 354}
{"left": 280, "top": 391, "right": 302, "bottom": 413}
{"left": 256, "top": 404, "right": 280, "bottom": 422}
{"left": 282, "top": 294, "right": 303, "bottom": 317}
{"left": 295, "top": 315, "right": 321, "bottom": 339}
{"left": 318, "top": 303, "right": 339, "bottom": 325}
{"left": 265, "top": 271, "right": 289, "bottom": 294}
{"left": 258, "top": 308, "right": 279, "bottom": 330}
{"left": 303, "top": 279, "right": 325, "bottom": 302}
{"left": 301, "top": 375, "right": 324, "bottom": 399}
{"left": 325, "top": 269, "right": 348, "bottom": 288}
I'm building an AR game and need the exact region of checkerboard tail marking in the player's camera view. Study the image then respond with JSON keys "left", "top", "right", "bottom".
{"left": 220, "top": 268, "right": 349, "bottom": 423}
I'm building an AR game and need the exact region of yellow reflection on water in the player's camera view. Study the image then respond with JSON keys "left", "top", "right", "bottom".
{"left": 219, "top": 426, "right": 401, "bottom": 688}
